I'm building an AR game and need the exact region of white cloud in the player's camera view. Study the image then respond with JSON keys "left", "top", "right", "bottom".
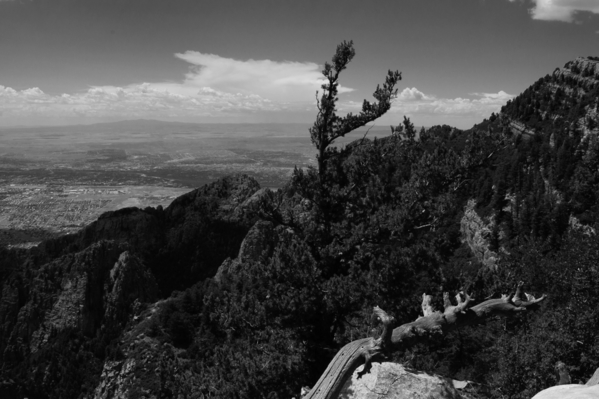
{"left": 0, "top": 83, "right": 281, "bottom": 123}
{"left": 509, "top": 0, "right": 599, "bottom": 22}
{"left": 390, "top": 87, "right": 514, "bottom": 118}
{"left": 0, "top": 52, "right": 358, "bottom": 125}
{"left": 397, "top": 87, "right": 431, "bottom": 101}
{"left": 148, "top": 51, "right": 353, "bottom": 103}
{"left": 334, "top": 88, "right": 514, "bottom": 128}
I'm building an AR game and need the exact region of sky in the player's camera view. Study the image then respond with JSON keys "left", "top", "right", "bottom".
{"left": 0, "top": 0, "right": 598, "bottom": 129}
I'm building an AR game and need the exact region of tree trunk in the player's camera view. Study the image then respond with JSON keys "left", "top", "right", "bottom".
{"left": 304, "top": 282, "right": 546, "bottom": 399}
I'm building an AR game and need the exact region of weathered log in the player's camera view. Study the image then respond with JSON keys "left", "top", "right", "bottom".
{"left": 304, "top": 282, "right": 546, "bottom": 399}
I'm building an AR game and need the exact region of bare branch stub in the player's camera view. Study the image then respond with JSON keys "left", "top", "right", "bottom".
{"left": 443, "top": 292, "right": 452, "bottom": 310}
{"left": 421, "top": 293, "right": 435, "bottom": 317}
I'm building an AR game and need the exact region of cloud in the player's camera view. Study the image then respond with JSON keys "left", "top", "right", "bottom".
{"left": 397, "top": 87, "right": 431, "bottom": 101}
{"left": 0, "top": 52, "right": 358, "bottom": 125}
{"left": 0, "top": 84, "right": 515, "bottom": 128}
{"left": 509, "top": 0, "right": 599, "bottom": 22}
{"left": 0, "top": 83, "right": 281, "bottom": 123}
{"left": 148, "top": 51, "right": 353, "bottom": 103}
{"left": 334, "top": 88, "right": 514, "bottom": 128}
{"left": 389, "top": 87, "right": 514, "bottom": 118}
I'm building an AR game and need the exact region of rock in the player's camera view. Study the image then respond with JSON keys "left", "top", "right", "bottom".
{"left": 531, "top": 367, "right": 599, "bottom": 399}
{"left": 103, "top": 251, "right": 159, "bottom": 331}
{"left": 339, "top": 362, "right": 474, "bottom": 399}
{"left": 237, "top": 220, "right": 276, "bottom": 263}
{"left": 586, "top": 368, "right": 599, "bottom": 386}
{"left": 87, "top": 300, "right": 204, "bottom": 399}
{"left": 531, "top": 384, "right": 599, "bottom": 399}
{"left": 460, "top": 199, "right": 497, "bottom": 269}
{"left": 214, "top": 219, "right": 281, "bottom": 283}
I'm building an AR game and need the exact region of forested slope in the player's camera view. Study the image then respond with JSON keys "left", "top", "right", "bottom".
{"left": 1, "top": 56, "right": 599, "bottom": 399}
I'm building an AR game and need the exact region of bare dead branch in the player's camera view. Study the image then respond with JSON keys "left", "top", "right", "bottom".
{"left": 304, "top": 285, "right": 547, "bottom": 399}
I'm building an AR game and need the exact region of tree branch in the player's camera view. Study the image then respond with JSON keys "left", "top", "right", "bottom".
{"left": 304, "top": 283, "right": 547, "bottom": 399}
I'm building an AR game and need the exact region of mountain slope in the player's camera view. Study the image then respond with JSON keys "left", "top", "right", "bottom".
{"left": 2, "top": 57, "right": 599, "bottom": 399}
{"left": 22, "top": 174, "right": 261, "bottom": 295}
{"left": 0, "top": 174, "right": 262, "bottom": 398}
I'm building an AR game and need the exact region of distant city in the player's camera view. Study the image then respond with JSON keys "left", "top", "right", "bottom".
{"left": 0, "top": 120, "right": 395, "bottom": 247}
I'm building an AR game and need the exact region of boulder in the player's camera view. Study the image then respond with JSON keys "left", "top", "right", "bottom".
{"left": 530, "top": 384, "right": 599, "bottom": 399}
{"left": 531, "top": 367, "right": 599, "bottom": 399}
{"left": 338, "top": 362, "right": 475, "bottom": 399}
{"left": 586, "top": 368, "right": 599, "bottom": 387}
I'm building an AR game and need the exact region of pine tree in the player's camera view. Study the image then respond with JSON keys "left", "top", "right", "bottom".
{"left": 309, "top": 41, "right": 401, "bottom": 177}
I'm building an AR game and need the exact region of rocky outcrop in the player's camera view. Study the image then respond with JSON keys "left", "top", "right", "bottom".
{"left": 549, "top": 57, "right": 599, "bottom": 136}
{"left": 531, "top": 367, "right": 599, "bottom": 399}
{"left": 460, "top": 199, "right": 497, "bottom": 268}
{"left": 338, "top": 362, "right": 478, "bottom": 399}
{"left": 530, "top": 384, "right": 599, "bottom": 399}
{"left": 0, "top": 240, "right": 160, "bottom": 398}
{"left": 215, "top": 219, "right": 277, "bottom": 282}
{"left": 509, "top": 120, "right": 535, "bottom": 137}
{"left": 500, "top": 56, "right": 599, "bottom": 139}
{"left": 87, "top": 299, "right": 204, "bottom": 399}
{"left": 2, "top": 241, "right": 126, "bottom": 359}
{"left": 103, "top": 251, "right": 158, "bottom": 333}
{"left": 1, "top": 240, "right": 157, "bottom": 354}
{"left": 553, "top": 57, "right": 599, "bottom": 91}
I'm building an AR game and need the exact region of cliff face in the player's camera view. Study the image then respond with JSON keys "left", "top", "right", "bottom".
{"left": 460, "top": 199, "right": 497, "bottom": 269}
{"left": 0, "top": 240, "right": 158, "bottom": 398}
{"left": 553, "top": 57, "right": 599, "bottom": 93}
{"left": 86, "top": 298, "right": 204, "bottom": 399}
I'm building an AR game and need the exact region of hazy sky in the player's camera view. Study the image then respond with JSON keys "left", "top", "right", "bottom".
{"left": 1, "top": 0, "right": 598, "bottom": 129}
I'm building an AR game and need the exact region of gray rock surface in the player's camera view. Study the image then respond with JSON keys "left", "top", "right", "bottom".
{"left": 530, "top": 384, "right": 599, "bottom": 399}
{"left": 339, "top": 362, "right": 475, "bottom": 399}
{"left": 587, "top": 368, "right": 599, "bottom": 387}
{"left": 460, "top": 199, "right": 497, "bottom": 269}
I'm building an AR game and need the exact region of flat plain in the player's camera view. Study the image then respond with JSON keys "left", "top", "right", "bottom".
{"left": 0, "top": 120, "right": 393, "bottom": 246}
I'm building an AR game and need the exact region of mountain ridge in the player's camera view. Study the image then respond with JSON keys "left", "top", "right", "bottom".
{"left": 2, "top": 56, "right": 599, "bottom": 398}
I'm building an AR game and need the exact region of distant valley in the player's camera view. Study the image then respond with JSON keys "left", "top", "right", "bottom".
{"left": 0, "top": 120, "right": 395, "bottom": 246}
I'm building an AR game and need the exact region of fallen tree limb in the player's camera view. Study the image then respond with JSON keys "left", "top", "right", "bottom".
{"left": 304, "top": 282, "right": 546, "bottom": 399}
